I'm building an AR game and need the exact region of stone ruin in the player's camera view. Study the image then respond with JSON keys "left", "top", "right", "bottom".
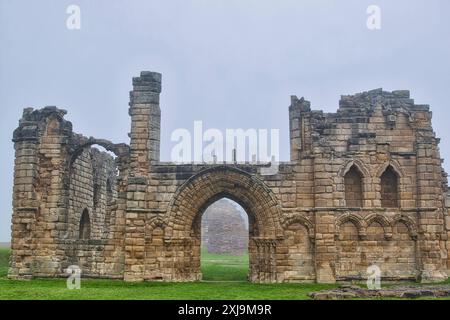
{"left": 8, "top": 71, "right": 450, "bottom": 283}
{"left": 201, "top": 199, "right": 248, "bottom": 256}
{"left": 309, "top": 284, "right": 450, "bottom": 300}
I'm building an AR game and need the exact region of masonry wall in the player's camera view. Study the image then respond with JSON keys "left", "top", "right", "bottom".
{"left": 55, "top": 147, "right": 119, "bottom": 277}
{"left": 336, "top": 220, "right": 417, "bottom": 280}
{"left": 283, "top": 223, "right": 315, "bottom": 282}
{"left": 9, "top": 106, "right": 129, "bottom": 279}
{"left": 445, "top": 193, "right": 450, "bottom": 275}
{"left": 66, "top": 147, "right": 117, "bottom": 240}
{"left": 8, "top": 72, "right": 450, "bottom": 284}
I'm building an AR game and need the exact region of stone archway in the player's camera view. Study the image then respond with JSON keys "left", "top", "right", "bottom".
{"left": 165, "top": 166, "right": 283, "bottom": 283}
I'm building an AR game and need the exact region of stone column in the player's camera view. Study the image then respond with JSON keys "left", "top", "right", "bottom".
{"left": 10, "top": 107, "right": 70, "bottom": 279}
{"left": 445, "top": 194, "right": 450, "bottom": 274}
{"left": 123, "top": 208, "right": 147, "bottom": 282}
{"left": 124, "top": 71, "right": 162, "bottom": 281}
{"left": 314, "top": 211, "right": 337, "bottom": 283}
{"left": 416, "top": 142, "right": 448, "bottom": 282}
{"left": 289, "top": 96, "right": 311, "bottom": 162}
{"left": 9, "top": 109, "right": 40, "bottom": 279}
{"left": 249, "top": 238, "right": 278, "bottom": 283}
{"left": 313, "top": 154, "right": 337, "bottom": 283}
{"left": 129, "top": 71, "right": 161, "bottom": 172}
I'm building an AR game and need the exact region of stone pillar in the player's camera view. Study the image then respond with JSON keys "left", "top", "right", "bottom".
{"left": 416, "top": 140, "right": 448, "bottom": 282}
{"left": 289, "top": 96, "right": 311, "bottom": 162}
{"left": 9, "top": 109, "right": 40, "bottom": 279}
{"left": 124, "top": 71, "right": 162, "bottom": 281}
{"left": 314, "top": 211, "right": 337, "bottom": 283}
{"left": 123, "top": 209, "right": 147, "bottom": 282}
{"left": 249, "top": 239, "right": 278, "bottom": 283}
{"left": 10, "top": 107, "right": 70, "bottom": 279}
{"left": 129, "top": 71, "right": 161, "bottom": 173}
{"left": 445, "top": 193, "right": 450, "bottom": 274}
{"left": 34, "top": 110, "right": 69, "bottom": 277}
{"left": 312, "top": 152, "right": 337, "bottom": 283}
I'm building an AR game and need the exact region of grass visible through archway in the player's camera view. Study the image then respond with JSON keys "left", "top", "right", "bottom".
{"left": 200, "top": 248, "right": 249, "bottom": 281}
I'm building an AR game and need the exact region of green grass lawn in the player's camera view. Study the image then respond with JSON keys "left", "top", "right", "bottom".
{"left": 201, "top": 249, "right": 249, "bottom": 281}
{"left": 0, "top": 248, "right": 448, "bottom": 300}
{"left": 0, "top": 248, "right": 9, "bottom": 279}
{"left": 0, "top": 248, "right": 337, "bottom": 300}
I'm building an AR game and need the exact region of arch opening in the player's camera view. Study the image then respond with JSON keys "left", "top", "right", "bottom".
{"left": 200, "top": 198, "right": 249, "bottom": 281}
{"left": 283, "top": 221, "right": 315, "bottom": 282}
{"left": 381, "top": 166, "right": 399, "bottom": 208}
{"left": 165, "top": 166, "right": 282, "bottom": 282}
{"left": 344, "top": 165, "right": 364, "bottom": 207}
{"left": 79, "top": 209, "right": 91, "bottom": 240}
{"left": 68, "top": 144, "right": 119, "bottom": 240}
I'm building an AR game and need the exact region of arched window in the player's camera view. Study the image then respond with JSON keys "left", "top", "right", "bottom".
{"left": 79, "top": 209, "right": 91, "bottom": 240}
{"left": 344, "top": 165, "right": 363, "bottom": 207}
{"left": 381, "top": 166, "right": 399, "bottom": 207}
{"left": 285, "top": 223, "right": 315, "bottom": 280}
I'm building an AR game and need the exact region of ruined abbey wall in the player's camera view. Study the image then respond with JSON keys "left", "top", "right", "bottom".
{"left": 8, "top": 71, "right": 450, "bottom": 283}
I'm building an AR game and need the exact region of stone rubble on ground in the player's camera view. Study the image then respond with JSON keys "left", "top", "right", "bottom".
{"left": 309, "top": 284, "right": 450, "bottom": 299}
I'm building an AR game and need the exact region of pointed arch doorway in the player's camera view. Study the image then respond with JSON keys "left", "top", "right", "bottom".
{"left": 200, "top": 198, "right": 249, "bottom": 281}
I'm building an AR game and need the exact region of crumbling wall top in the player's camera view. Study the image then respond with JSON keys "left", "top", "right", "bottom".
{"left": 13, "top": 106, "right": 72, "bottom": 142}
{"left": 129, "top": 71, "right": 162, "bottom": 105}
{"left": 290, "top": 96, "right": 311, "bottom": 112}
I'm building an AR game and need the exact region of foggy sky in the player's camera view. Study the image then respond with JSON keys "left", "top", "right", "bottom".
{"left": 1, "top": 0, "right": 449, "bottom": 241}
